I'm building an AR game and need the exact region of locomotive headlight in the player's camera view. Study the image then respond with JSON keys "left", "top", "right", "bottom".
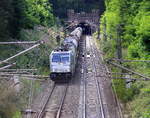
{"left": 64, "top": 67, "right": 70, "bottom": 72}
{"left": 52, "top": 68, "right": 56, "bottom": 72}
{"left": 66, "top": 68, "right": 70, "bottom": 72}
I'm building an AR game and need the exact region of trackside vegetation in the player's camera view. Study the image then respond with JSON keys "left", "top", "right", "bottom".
{"left": 100, "top": 0, "right": 150, "bottom": 117}
{"left": 0, "top": 0, "right": 56, "bottom": 118}
{"left": 0, "top": 0, "right": 55, "bottom": 41}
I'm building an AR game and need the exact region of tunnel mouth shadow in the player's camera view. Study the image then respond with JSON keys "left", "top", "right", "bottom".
{"left": 77, "top": 22, "right": 92, "bottom": 35}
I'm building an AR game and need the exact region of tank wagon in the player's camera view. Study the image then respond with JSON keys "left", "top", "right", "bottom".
{"left": 49, "top": 27, "right": 82, "bottom": 82}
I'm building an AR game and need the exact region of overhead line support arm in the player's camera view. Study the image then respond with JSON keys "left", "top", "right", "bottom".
{"left": 0, "top": 43, "right": 41, "bottom": 65}
{"left": 107, "top": 61, "right": 150, "bottom": 80}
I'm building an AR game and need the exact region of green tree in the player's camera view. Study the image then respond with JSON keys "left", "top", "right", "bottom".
{"left": 0, "top": 0, "right": 55, "bottom": 40}
{"left": 100, "top": 0, "right": 150, "bottom": 117}
{"left": 23, "top": 0, "right": 55, "bottom": 28}
{"left": 0, "top": 0, "right": 15, "bottom": 41}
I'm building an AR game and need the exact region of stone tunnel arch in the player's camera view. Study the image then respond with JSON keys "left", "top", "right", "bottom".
{"left": 77, "top": 22, "right": 92, "bottom": 35}
{"left": 67, "top": 9, "right": 100, "bottom": 35}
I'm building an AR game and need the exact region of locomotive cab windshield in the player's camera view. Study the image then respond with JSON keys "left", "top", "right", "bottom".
{"left": 52, "top": 53, "right": 70, "bottom": 63}
{"left": 50, "top": 51, "right": 72, "bottom": 73}
{"left": 50, "top": 51, "right": 74, "bottom": 80}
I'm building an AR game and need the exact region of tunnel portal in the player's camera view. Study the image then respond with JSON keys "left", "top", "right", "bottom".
{"left": 77, "top": 22, "right": 92, "bottom": 35}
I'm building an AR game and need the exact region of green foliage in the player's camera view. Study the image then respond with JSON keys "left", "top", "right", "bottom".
{"left": 0, "top": 80, "right": 20, "bottom": 118}
{"left": 132, "top": 1, "right": 150, "bottom": 52}
{"left": 0, "top": 0, "right": 17, "bottom": 40}
{"left": 0, "top": 0, "right": 56, "bottom": 117}
{"left": 100, "top": 0, "right": 150, "bottom": 117}
{"left": 0, "top": 0, "right": 55, "bottom": 40}
{"left": 12, "top": 111, "right": 21, "bottom": 118}
{"left": 130, "top": 81, "right": 150, "bottom": 118}
{"left": 16, "top": 27, "right": 57, "bottom": 74}
{"left": 128, "top": 41, "right": 141, "bottom": 59}
{"left": 23, "top": 0, "right": 55, "bottom": 28}
{"left": 113, "top": 79, "right": 126, "bottom": 101}
{"left": 99, "top": 39, "right": 116, "bottom": 59}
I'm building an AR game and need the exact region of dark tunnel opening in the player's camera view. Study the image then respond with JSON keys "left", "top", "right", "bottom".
{"left": 77, "top": 22, "right": 92, "bottom": 35}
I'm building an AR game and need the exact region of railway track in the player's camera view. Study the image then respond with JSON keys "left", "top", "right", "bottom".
{"left": 78, "top": 36, "right": 86, "bottom": 118}
{"left": 90, "top": 36, "right": 105, "bottom": 118}
{"left": 33, "top": 83, "right": 69, "bottom": 118}
{"left": 88, "top": 36, "right": 121, "bottom": 118}
{"left": 78, "top": 36, "right": 109, "bottom": 118}
{"left": 55, "top": 84, "right": 68, "bottom": 118}
{"left": 33, "top": 83, "right": 56, "bottom": 118}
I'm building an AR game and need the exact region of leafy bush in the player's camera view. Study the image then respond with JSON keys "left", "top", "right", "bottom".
{"left": 0, "top": 80, "right": 20, "bottom": 118}
{"left": 16, "top": 27, "right": 58, "bottom": 75}
{"left": 128, "top": 41, "right": 140, "bottom": 58}
{"left": 23, "top": 0, "right": 55, "bottom": 28}
{"left": 100, "top": 0, "right": 150, "bottom": 117}
{"left": 0, "top": 0, "right": 55, "bottom": 40}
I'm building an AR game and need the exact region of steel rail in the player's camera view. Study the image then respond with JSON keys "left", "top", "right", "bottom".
{"left": 36, "top": 84, "right": 56, "bottom": 118}
{"left": 78, "top": 37, "right": 86, "bottom": 118}
{"left": 90, "top": 37, "right": 105, "bottom": 118}
{"left": 0, "top": 41, "right": 37, "bottom": 45}
{"left": 83, "top": 37, "right": 86, "bottom": 118}
{"left": 56, "top": 84, "right": 69, "bottom": 118}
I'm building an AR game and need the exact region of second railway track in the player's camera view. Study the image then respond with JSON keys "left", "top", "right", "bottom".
{"left": 82, "top": 35, "right": 106, "bottom": 118}
{"left": 90, "top": 36, "right": 105, "bottom": 118}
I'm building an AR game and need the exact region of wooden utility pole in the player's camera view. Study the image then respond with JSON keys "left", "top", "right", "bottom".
{"left": 56, "top": 35, "right": 61, "bottom": 46}
{"left": 116, "top": 24, "right": 122, "bottom": 60}
{"left": 103, "top": 17, "right": 107, "bottom": 41}
{"left": 97, "top": 22, "right": 100, "bottom": 40}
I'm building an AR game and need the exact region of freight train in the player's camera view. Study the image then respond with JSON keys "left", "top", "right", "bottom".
{"left": 49, "top": 27, "right": 82, "bottom": 82}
